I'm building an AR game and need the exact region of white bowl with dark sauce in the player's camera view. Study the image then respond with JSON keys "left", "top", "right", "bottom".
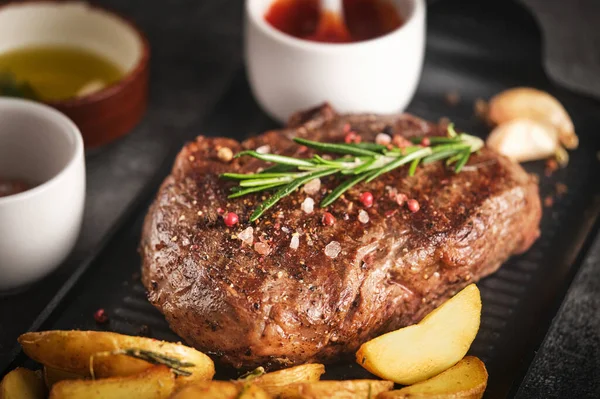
{"left": 245, "top": 0, "right": 426, "bottom": 123}
{"left": 0, "top": 98, "right": 85, "bottom": 292}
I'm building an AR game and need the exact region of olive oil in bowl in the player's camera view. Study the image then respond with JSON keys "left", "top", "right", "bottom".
{"left": 0, "top": 46, "right": 123, "bottom": 101}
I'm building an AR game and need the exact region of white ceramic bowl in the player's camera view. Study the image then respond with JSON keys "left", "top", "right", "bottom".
{"left": 0, "top": 98, "right": 85, "bottom": 292}
{"left": 245, "top": 0, "right": 426, "bottom": 124}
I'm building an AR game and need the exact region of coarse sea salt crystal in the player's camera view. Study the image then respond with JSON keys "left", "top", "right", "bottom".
{"left": 290, "top": 233, "right": 300, "bottom": 249}
{"left": 386, "top": 186, "right": 398, "bottom": 200}
{"left": 301, "top": 197, "right": 315, "bottom": 214}
{"left": 358, "top": 210, "right": 370, "bottom": 224}
{"left": 281, "top": 226, "right": 290, "bottom": 234}
{"left": 238, "top": 226, "right": 254, "bottom": 245}
{"left": 303, "top": 178, "right": 321, "bottom": 195}
{"left": 375, "top": 133, "right": 392, "bottom": 145}
{"left": 325, "top": 241, "right": 342, "bottom": 258}
{"left": 254, "top": 242, "right": 271, "bottom": 255}
{"left": 256, "top": 145, "right": 271, "bottom": 154}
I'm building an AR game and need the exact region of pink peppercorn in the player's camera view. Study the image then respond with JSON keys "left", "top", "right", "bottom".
{"left": 322, "top": 212, "right": 336, "bottom": 226}
{"left": 407, "top": 199, "right": 420, "bottom": 213}
{"left": 224, "top": 212, "right": 239, "bottom": 227}
{"left": 344, "top": 131, "right": 361, "bottom": 144}
{"left": 94, "top": 308, "right": 108, "bottom": 324}
{"left": 359, "top": 192, "right": 374, "bottom": 207}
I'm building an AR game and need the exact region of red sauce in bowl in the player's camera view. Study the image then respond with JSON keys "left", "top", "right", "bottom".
{"left": 265, "top": 0, "right": 403, "bottom": 43}
{"left": 0, "top": 178, "right": 32, "bottom": 198}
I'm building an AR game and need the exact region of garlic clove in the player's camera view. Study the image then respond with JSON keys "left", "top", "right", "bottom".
{"left": 76, "top": 79, "right": 106, "bottom": 97}
{"left": 486, "top": 118, "right": 559, "bottom": 163}
{"left": 488, "top": 87, "right": 578, "bottom": 149}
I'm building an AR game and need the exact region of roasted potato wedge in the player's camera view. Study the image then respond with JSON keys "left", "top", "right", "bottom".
{"left": 0, "top": 367, "right": 45, "bottom": 399}
{"left": 169, "top": 381, "right": 269, "bottom": 399}
{"left": 377, "top": 356, "right": 488, "bottom": 399}
{"left": 19, "top": 330, "right": 214, "bottom": 386}
{"left": 43, "top": 367, "right": 82, "bottom": 389}
{"left": 280, "top": 380, "right": 393, "bottom": 399}
{"left": 252, "top": 364, "right": 325, "bottom": 397}
{"left": 356, "top": 284, "right": 481, "bottom": 385}
{"left": 49, "top": 365, "right": 174, "bottom": 399}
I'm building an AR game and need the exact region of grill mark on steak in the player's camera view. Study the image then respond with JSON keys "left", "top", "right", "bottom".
{"left": 141, "top": 103, "right": 541, "bottom": 369}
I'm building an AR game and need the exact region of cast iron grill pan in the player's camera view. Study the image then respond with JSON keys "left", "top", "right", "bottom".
{"left": 3, "top": 1, "right": 600, "bottom": 398}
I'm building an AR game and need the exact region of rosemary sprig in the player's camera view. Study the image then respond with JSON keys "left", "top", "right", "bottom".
{"left": 222, "top": 125, "right": 483, "bottom": 221}
{"left": 0, "top": 71, "right": 40, "bottom": 100}
{"left": 98, "top": 348, "right": 195, "bottom": 377}
{"left": 238, "top": 367, "right": 266, "bottom": 382}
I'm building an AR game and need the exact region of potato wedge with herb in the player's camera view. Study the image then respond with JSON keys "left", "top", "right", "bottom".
{"left": 280, "top": 380, "right": 393, "bottom": 399}
{"left": 378, "top": 356, "right": 488, "bottom": 399}
{"left": 356, "top": 284, "right": 481, "bottom": 385}
{"left": 169, "top": 381, "right": 269, "bottom": 399}
{"left": 18, "top": 331, "right": 214, "bottom": 387}
{"left": 250, "top": 364, "right": 325, "bottom": 397}
{"left": 0, "top": 367, "right": 45, "bottom": 399}
{"left": 49, "top": 366, "right": 174, "bottom": 399}
{"left": 44, "top": 367, "right": 82, "bottom": 389}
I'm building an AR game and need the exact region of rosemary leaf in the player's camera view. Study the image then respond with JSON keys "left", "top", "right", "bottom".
{"left": 348, "top": 158, "right": 378, "bottom": 174}
{"left": 421, "top": 149, "right": 460, "bottom": 164}
{"left": 0, "top": 71, "right": 40, "bottom": 100}
{"left": 454, "top": 150, "right": 471, "bottom": 173}
{"left": 239, "top": 176, "right": 296, "bottom": 187}
{"left": 238, "top": 367, "right": 266, "bottom": 382}
{"left": 313, "top": 154, "right": 360, "bottom": 168}
{"left": 408, "top": 157, "right": 420, "bottom": 176}
{"left": 222, "top": 172, "right": 294, "bottom": 180}
{"left": 234, "top": 150, "right": 313, "bottom": 167}
{"left": 447, "top": 123, "right": 458, "bottom": 138}
{"left": 119, "top": 348, "right": 194, "bottom": 376}
{"left": 384, "top": 146, "right": 422, "bottom": 155}
{"left": 365, "top": 147, "right": 432, "bottom": 183}
{"left": 250, "top": 169, "right": 338, "bottom": 221}
{"left": 427, "top": 136, "right": 462, "bottom": 144}
{"left": 260, "top": 164, "right": 297, "bottom": 174}
{"left": 429, "top": 142, "right": 470, "bottom": 153}
{"left": 352, "top": 142, "right": 388, "bottom": 151}
{"left": 297, "top": 165, "right": 334, "bottom": 171}
{"left": 294, "top": 137, "right": 381, "bottom": 157}
{"left": 228, "top": 182, "right": 286, "bottom": 198}
{"left": 446, "top": 152, "right": 464, "bottom": 166}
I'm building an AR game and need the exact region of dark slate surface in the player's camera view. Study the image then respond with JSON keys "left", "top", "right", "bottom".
{"left": 514, "top": 230, "right": 600, "bottom": 399}
{"left": 519, "top": 0, "right": 600, "bottom": 100}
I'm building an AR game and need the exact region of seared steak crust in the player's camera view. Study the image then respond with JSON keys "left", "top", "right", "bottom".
{"left": 141, "top": 104, "right": 541, "bottom": 369}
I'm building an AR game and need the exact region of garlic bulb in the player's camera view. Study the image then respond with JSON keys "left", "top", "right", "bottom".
{"left": 488, "top": 87, "right": 578, "bottom": 149}
{"left": 486, "top": 118, "right": 558, "bottom": 163}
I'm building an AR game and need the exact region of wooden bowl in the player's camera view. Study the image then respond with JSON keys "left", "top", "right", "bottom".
{"left": 0, "top": 1, "right": 150, "bottom": 149}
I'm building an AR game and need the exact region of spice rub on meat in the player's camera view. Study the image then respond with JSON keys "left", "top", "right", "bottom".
{"left": 140, "top": 104, "right": 541, "bottom": 369}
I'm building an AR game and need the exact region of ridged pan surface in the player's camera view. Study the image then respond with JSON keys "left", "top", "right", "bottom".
{"left": 4, "top": 1, "right": 600, "bottom": 398}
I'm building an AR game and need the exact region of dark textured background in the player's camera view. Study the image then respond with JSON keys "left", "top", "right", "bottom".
{"left": 1, "top": 1, "right": 599, "bottom": 398}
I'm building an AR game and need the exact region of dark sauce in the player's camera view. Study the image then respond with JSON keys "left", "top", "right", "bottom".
{"left": 265, "top": 0, "right": 403, "bottom": 43}
{"left": 0, "top": 178, "right": 33, "bottom": 198}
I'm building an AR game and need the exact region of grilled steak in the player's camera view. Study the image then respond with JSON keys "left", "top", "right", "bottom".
{"left": 141, "top": 104, "right": 541, "bottom": 369}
